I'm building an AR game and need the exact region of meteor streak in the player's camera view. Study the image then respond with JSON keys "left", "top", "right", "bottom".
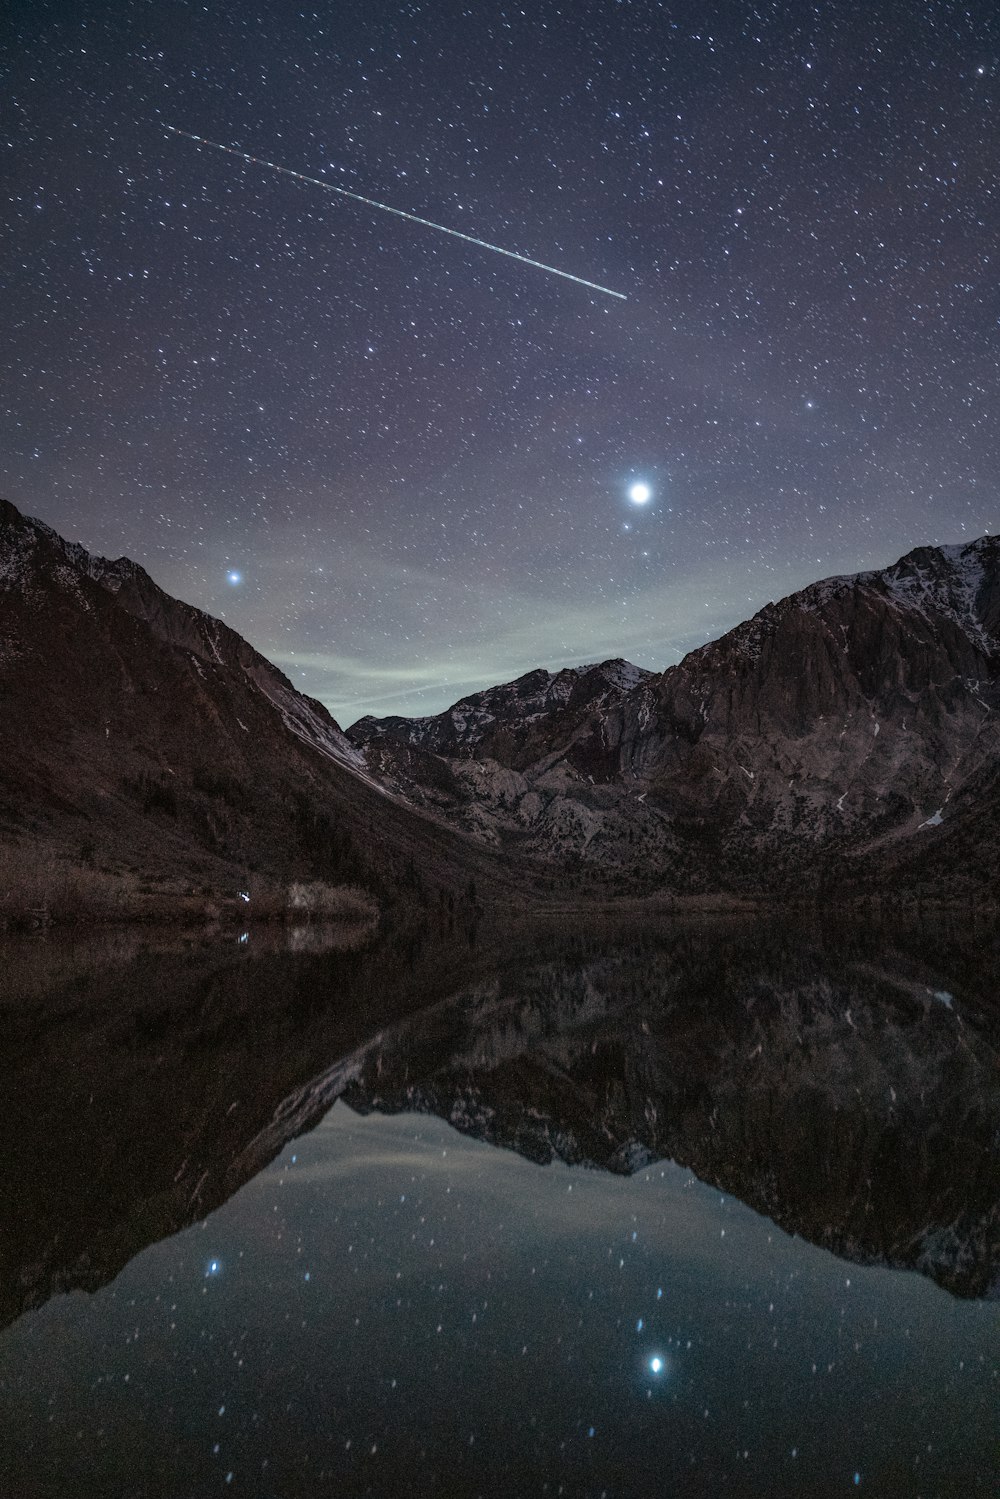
{"left": 163, "top": 125, "right": 627, "bottom": 301}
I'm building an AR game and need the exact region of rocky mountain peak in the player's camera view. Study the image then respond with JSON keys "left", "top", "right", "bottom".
{"left": 349, "top": 655, "right": 652, "bottom": 755}
{"left": 349, "top": 533, "right": 1000, "bottom": 895}
{"left": 871, "top": 536, "right": 1000, "bottom": 652}
{"left": 683, "top": 536, "right": 999, "bottom": 678}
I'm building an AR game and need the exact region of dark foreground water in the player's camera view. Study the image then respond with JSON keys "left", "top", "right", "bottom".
{"left": 0, "top": 916, "right": 997, "bottom": 1497}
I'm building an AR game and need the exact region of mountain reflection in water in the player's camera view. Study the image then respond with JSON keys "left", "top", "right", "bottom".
{"left": 0, "top": 915, "right": 998, "bottom": 1496}
{"left": 2, "top": 914, "right": 998, "bottom": 1328}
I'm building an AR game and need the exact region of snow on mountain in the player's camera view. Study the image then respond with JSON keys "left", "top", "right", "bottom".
{"left": 350, "top": 658, "right": 654, "bottom": 757}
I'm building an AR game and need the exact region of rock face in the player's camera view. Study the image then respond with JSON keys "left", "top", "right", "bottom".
{"left": 0, "top": 498, "right": 498, "bottom": 900}
{"left": 349, "top": 538, "right": 1000, "bottom": 895}
{"left": 351, "top": 657, "right": 652, "bottom": 760}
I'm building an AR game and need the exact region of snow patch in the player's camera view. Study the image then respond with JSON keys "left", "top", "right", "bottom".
{"left": 253, "top": 675, "right": 374, "bottom": 781}
{"left": 876, "top": 542, "right": 995, "bottom": 654}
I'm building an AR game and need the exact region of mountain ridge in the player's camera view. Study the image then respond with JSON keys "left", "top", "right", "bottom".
{"left": 2, "top": 496, "right": 997, "bottom": 903}
{"left": 348, "top": 533, "right": 1000, "bottom": 896}
{"left": 0, "top": 497, "right": 507, "bottom": 914}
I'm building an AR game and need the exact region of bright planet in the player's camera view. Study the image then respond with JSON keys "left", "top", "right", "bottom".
{"left": 628, "top": 482, "right": 651, "bottom": 505}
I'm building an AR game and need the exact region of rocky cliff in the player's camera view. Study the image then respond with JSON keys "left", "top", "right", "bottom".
{"left": 349, "top": 538, "right": 1000, "bottom": 896}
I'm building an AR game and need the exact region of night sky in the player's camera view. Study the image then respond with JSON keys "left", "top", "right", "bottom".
{"left": 4, "top": 2, "right": 999, "bottom": 722}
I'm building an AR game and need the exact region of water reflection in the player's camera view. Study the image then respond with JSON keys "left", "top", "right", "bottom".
{"left": 1, "top": 914, "right": 999, "bottom": 1496}
{"left": 342, "top": 929, "right": 1000, "bottom": 1300}
{"left": 1, "top": 913, "right": 997, "bottom": 1339}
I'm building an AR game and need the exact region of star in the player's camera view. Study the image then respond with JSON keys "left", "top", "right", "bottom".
{"left": 4, "top": 0, "right": 995, "bottom": 723}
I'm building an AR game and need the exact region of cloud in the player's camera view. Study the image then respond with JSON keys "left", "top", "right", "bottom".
{"left": 260, "top": 543, "right": 753, "bottom": 722}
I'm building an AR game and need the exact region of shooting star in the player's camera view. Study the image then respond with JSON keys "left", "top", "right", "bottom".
{"left": 163, "top": 125, "right": 627, "bottom": 302}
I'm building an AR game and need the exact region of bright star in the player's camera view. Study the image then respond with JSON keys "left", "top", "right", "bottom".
{"left": 628, "top": 482, "right": 652, "bottom": 505}
{"left": 227, "top": 570, "right": 242, "bottom": 586}
{"left": 206, "top": 1259, "right": 222, "bottom": 1277}
{"left": 649, "top": 1356, "right": 663, "bottom": 1374}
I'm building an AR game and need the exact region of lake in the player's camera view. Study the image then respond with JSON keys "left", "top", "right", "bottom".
{"left": 1, "top": 914, "right": 997, "bottom": 1496}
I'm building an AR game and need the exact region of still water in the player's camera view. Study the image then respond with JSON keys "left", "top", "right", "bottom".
{"left": 0, "top": 917, "right": 997, "bottom": 1496}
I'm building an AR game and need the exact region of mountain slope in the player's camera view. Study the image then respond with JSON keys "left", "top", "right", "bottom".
{"left": 0, "top": 498, "right": 504, "bottom": 908}
{"left": 351, "top": 657, "right": 652, "bottom": 762}
{"left": 349, "top": 537, "right": 1000, "bottom": 895}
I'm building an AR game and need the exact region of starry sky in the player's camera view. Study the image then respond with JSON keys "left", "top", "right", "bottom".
{"left": 4, "top": 1, "right": 999, "bottom": 722}
{"left": 4, "top": 1104, "right": 999, "bottom": 1494}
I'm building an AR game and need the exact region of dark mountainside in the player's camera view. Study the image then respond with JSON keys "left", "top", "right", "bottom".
{"left": 350, "top": 535, "right": 1000, "bottom": 900}
{"left": 0, "top": 497, "right": 507, "bottom": 915}
{"left": 2, "top": 495, "right": 998, "bottom": 904}
{"left": 2, "top": 916, "right": 997, "bottom": 1331}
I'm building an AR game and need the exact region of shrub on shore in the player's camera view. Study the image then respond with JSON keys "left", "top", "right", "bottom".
{"left": 286, "top": 880, "right": 378, "bottom": 922}
{"left": 0, "top": 845, "right": 378, "bottom": 931}
{"left": 0, "top": 848, "right": 140, "bottom": 929}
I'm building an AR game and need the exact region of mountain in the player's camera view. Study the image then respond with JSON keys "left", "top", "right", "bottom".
{"left": 0, "top": 497, "right": 502, "bottom": 912}
{"left": 351, "top": 656, "right": 652, "bottom": 760}
{"left": 3, "top": 496, "right": 997, "bottom": 904}
{"left": 348, "top": 537, "right": 1000, "bottom": 898}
